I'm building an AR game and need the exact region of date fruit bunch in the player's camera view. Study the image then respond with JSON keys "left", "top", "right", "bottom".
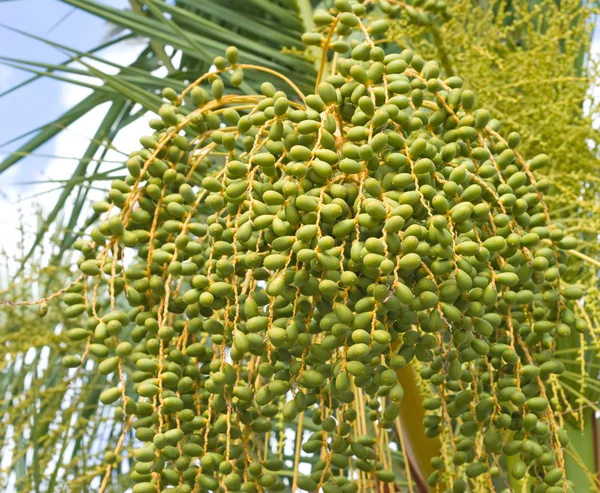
{"left": 61, "top": 1, "right": 584, "bottom": 491}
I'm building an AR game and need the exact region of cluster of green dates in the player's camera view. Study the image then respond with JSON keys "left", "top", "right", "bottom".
{"left": 60, "top": 0, "right": 584, "bottom": 492}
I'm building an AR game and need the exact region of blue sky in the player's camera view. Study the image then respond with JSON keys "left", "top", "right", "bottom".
{"left": 0, "top": 1, "right": 129, "bottom": 180}
{"left": 0, "top": 0, "right": 150, "bottom": 258}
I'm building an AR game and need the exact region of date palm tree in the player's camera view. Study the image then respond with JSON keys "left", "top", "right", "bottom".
{"left": 0, "top": 1, "right": 599, "bottom": 491}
